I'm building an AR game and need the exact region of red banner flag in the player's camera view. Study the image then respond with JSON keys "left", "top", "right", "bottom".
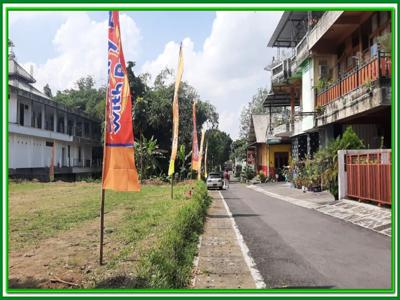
{"left": 191, "top": 101, "right": 199, "bottom": 171}
{"left": 102, "top": 11, "right": 140, "bottom": 192}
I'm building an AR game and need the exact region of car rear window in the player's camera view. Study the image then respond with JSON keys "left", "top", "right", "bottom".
{"left": 209, "top": 173, "right": 221, "bottom": 178}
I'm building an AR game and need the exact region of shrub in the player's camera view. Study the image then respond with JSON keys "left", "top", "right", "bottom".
{"left": 258, "top": 171, "right": 266, "bottom": 183}
{"left": 288, "top": 127, "right": 364, "bottom": 199}
{"left": 314, "top": 127, "right": 364, "bottom": 199}
{"left": 137, "top": 181, "right": 211, "bottom": 288}
{"left": 241, "top": 165, "right": 256, "bottom": 180}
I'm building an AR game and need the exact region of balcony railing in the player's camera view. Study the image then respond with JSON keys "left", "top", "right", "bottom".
{"left": 273, "top": 122, "right": 291, "bottom": 136}
{"left": 293, "top": 34, "right": 309, "bottom": 69}
{"left": 316, "top": 51, "right": 391, "bottom": 107}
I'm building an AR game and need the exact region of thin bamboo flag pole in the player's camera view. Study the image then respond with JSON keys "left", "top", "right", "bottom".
{"left": 99, "top": 11, "right": 141, "bottom": 266}
{"left": 99, "top": 189, "right": 105, "bottom": 265}
{"left": 171, "top": 176, "right": 174, "bottom": 199}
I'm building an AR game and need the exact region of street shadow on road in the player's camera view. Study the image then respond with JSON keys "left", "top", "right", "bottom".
{"left": 207, "top": 213, "right": 260, "bottom": 218}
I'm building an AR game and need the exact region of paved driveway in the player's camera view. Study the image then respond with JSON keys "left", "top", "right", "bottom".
{"left": 222, "top": 183, "right": 392, "bottom": 289}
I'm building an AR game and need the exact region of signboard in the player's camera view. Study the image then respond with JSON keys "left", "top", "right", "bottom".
{"left": 267, "top": 137, "right": 282, "bottom": 144}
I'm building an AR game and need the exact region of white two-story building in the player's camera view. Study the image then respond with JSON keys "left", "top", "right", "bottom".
{"left": 8, "top": 47, "right": 102, "bottom": 181}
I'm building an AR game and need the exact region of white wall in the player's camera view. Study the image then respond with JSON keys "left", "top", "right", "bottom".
{"left": 9, "top": 133, "right": 93, "bottom": 169}
{"left": 9, "top": 134, "right": 45, "bottom": 169}
{"left": 9, "top": 92, "right": 17, "bottom": 123}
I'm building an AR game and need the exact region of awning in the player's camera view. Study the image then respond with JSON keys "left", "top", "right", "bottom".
{"left": 263, "top": 91, "right": 300, "bottom": 108}
{"left": 268, "top": 11, "right": 324, "bottom": 48}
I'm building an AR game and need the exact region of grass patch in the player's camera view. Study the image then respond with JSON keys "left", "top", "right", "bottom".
{"left": 137, "top": 181, "right": 211, "bottom": 288}
{"left": 8, "top": 180, "right": 210, "bottom": 289}
{"left": 9, "top": 181, "right": 169, "bottom": 251}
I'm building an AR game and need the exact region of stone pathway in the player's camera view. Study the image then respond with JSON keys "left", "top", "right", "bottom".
{"left": 316, "top": 200, "right": 392, "bottom": 236}
{"left": 248, "top": 183, "right": 391, "bottom": 237}
{"left": 192, "top": 191, "right": 259, "bottom": 289}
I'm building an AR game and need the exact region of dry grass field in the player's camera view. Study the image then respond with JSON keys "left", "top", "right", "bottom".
{"left": 8, "top": 180, "right": 201, "bottom": 289}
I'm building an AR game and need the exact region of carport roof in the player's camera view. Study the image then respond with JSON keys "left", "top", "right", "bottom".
{"left": 263, "top": 92, "right": 300, "bottom": 108}
{"left": 268, "top": 11, "right": 324, "bottom": 48}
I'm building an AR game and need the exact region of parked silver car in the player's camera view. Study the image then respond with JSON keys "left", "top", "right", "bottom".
{"left": 206, "top": 172, "right": 224, "bottom": 190}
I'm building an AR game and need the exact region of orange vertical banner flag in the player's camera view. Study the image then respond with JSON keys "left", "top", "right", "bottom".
{"left": 191, "top": 101, "right": 199, "bottom": 172}
{"left": 168, "top": 43, "right": 184, "bottom": 176}
{"left": 102, "top": 11, "right": 140, "bottom": 192}
{"left": 197, "top": 128, "right": 206, "bottom": 180}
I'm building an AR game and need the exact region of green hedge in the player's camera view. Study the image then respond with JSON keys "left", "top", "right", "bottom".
{"left": 137, "top": 181, "right": 211, "bottom": 288}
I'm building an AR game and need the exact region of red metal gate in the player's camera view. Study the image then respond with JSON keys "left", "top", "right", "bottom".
{"left": 346, "top": 151, "right": 391, "bottom": 205}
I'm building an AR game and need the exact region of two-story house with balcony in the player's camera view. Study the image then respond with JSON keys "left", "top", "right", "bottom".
{"left": 265, "top": 10, "right": 392, "bottom": 161}
{"left": 265, "top": 11, "right": 323, "bottom": 160}
{"left": 8, "top": 45, "right": 102, "bottom": 181}
{"left": 311, "top": 11, "right": 392, "bottom": 149}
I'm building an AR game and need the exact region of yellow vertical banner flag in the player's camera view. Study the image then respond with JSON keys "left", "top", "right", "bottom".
{"left": 168, "top": 43, "right": 184, "bottom": 176}
{"left": 102, "top": 11, "right": 140, "bottom": 192}
{"left": 191, "top": 101, "right": 200, "bottom": 172}
{"left": 197, "top": 128, "right": 206, "bottom": 180}
{"left": 204, "top": 142, "right": 208, "bottom": 178}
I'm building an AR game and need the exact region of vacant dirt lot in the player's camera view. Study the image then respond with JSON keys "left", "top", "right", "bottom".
{"left": 8, "top": 180, "right": 193, "bottom": 289}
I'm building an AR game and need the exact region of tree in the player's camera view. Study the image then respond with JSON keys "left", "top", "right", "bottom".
{"left": 134, "top": 136, "right": 164, "bottom": 180}
{"left": 312, "top": 127, "right": 364, "bottom": 199}
{"left": 206, "top": 129, "right": 232, "bottom": 172}
{"left": 239, "top": 88, "right": 268, "bottom": 138}
{"left": 126, "top": 61, "right": 147, "bottom": 103}
{"left": 52, "top": 65, "right": 220, "bottom": 178}
{"left": 43, "top": 84, "right": 53, "bottom": 98}
{"left": 230, "top": 138, "right": 248, "bottom": 162}
{"left": 54, "top": 75, "right": 105, "bottom": 121}
{"left": 130, "top": 68, "right": 219, "bottom": 175}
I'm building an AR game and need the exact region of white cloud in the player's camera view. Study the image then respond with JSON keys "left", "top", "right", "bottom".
{"left": 21, "top": 12, "right": 141, "bottom": 92}
{"left": 141, "top": 11, "right": 282, "bottom": 139}
{"left": 9, "top": 11, "right": 70, "bottom": 25}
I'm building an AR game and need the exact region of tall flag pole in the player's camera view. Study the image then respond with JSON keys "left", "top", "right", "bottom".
{"left": 168, "top": 43, "right": 184, "bottom": 198}
{"left": 100, "top": 11, "right": 140, "bottom": 265}
{"left": 198, "top": 128, "right": 206, "bottom": 180}
{"left": 204, "top": 141, "right": 208, "bottom": 178}
{"left": 191, "top": 101, "right": 199, "bottom": 174}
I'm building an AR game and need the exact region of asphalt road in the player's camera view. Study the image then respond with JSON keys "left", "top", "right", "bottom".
{"left": 221, "top": 183, "right": 392, "bottom": 289}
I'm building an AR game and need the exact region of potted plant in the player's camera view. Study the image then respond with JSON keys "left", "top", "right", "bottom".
{"left": 362, "top": 78, "right": 374, "bottom": 96}
{"left": 315, "top": 105, "right": 325, "bottom": 116}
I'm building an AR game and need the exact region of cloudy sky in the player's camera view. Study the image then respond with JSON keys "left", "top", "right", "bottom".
{"left": 9, "top": 11, "right": 282, "bottom": 139}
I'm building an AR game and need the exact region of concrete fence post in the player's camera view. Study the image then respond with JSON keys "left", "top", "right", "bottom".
{"left": 338, "top": 150, "right": 347, "bottom": 200}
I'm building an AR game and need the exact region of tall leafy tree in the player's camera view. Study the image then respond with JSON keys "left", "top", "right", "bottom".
{"left": 54, "top": 75, "right": 105, "bottom": 121}
{"left": 239, "top": 87, "right": 268, "bottom": 138}
{"left": 206, "top": 129, "right": 232, "bottom": 172}
{"left": 43, "top": 84, "right": 53, "bottom": 98}
{"left": 52, "top": 65, "right": 220, "bottom": 177}
{"left": 230, "top": 138, "right": 248, "bottom": 162}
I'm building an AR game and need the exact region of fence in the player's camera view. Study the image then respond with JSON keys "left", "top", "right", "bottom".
{"left": 338, "top": 149, "right": 391, "bottom": 205}
{"left": 316, "top": 51, "right": 391, "bottom": 107}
